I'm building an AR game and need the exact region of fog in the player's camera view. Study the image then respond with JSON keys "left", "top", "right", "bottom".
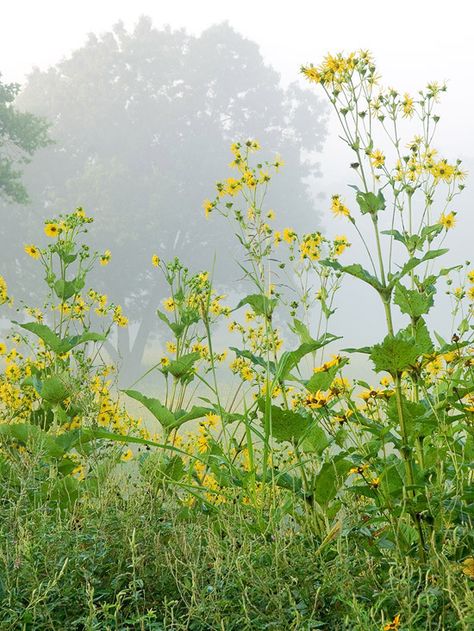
{"left": 1, "top": 0, "right": 473, "bottom": 385}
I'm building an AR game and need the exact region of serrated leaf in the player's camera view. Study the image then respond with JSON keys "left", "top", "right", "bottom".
{"left": 320, "top": 260, "right": 383, "bottom": 293}
{"left": 356, "top": 190, "right": 386, "bottom": 215}
{"left": 394, "top": 283, "right": 435, "bottom": 318}
{"left": 369, "top": 319, "right": 433, "bottom": 374}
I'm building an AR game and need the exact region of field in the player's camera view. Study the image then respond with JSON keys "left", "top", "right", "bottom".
{"left": 0, "top": 51, "right": 473, "bottom": 630}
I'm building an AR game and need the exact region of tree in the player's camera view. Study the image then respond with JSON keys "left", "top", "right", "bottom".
{"left": 0, "top": 75, "right": 50, "bottom": 204}
{"left": 1, "top": 18, "right": 328, "bottom": 380}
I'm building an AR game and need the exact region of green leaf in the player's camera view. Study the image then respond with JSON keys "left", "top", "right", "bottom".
{"left": 277, "top": 333, "right": 340, "bottom": 381}
{"left": 174, "top": 406, "right": 215, "bottom": 424}
{"left": 156, "top": 310, "right": 185, "bottom": 337}
{"left": 229, "top": 347, "right": 273, "bottom": 372}
{"left": 14, "top": 321, "right": 106, "bottom": 354}
{"left": 40, "top": 376, "right": 70, "bottom": 404}
{"left": 288, "top": 318, "right": 313, "bottom": 345}
{"left": 122, "top": 389, "right": 177, "bottom": 429}
{"left": 305, "top": 363, "right": 340, "bottom": 393}
{"left": 356, "top": 189, "right": 385, "bottom": 215}
{"left": 235, "top": 294, "right": 278, "bottom": 317}
{"left": 167, "top": 352, "right": 201, "bottom": 379}
{"left": 389, "top": 249, "right": 449, "bottom": 287}
{"left": 313, "top": 458, "right": 352, "bottom": 506}
{"left": 394, "top": 283, "right": 435, "bottom": 318}
{"left": 54, "top": 277, "right": 84, "bottom": 300}
{"left": 0, "top": 423, "right": 65, "bottom": 459}
{"left": 320, "top": 260, "right": 383, "bottom": 293}
{"left": 257, "top": 401, "right": 328, "bottom": 453}
{"left": 369, "top": 319, "right": 433, "bottom": 374}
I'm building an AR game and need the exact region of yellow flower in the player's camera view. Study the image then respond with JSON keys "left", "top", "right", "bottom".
{"left": 0, "top": 342, "right": 6, "bottom": 355}
{"left": 402, "top": 93, "right": 414, "bottom": 117}
{"left": 152, "top": 254, "right": 160, "bottom": 267}
{"left": 204, "top": 413, "right": 220, "bottom": 429}
{"left": 461, "top": 557, "right": 474, "bottom": 578}
{"left": 100, "top": 249, "right": 111, "bottom": 266}
{"left": 166, "top": 341, "right": 177, "bottom": 353}
{"left": 301, "top": 65, "right": 322, "bottom": 83}
{"left": 203, "top": 199, "right": 214, "bottom": 218}
{"left": 383, "top": 614, "right": 400, "bottom": 630}
{"left": 439, "top": 212, "right": 456, "bottom": 230}
{"left": 333, "top": 235, "right": 350, "bottom": 256}
{"left": 25, "top": 244, "right": 41, "bottom": 259}
{"left": 370, "top": 150, "right": 385, "bottom": 168}
{"left": 121, "top": 448, "right": 133, "bottom": 462}
{"left": 283, "top": 228, "right": 296, "bottom": 244}
{"left": 331, "top": 195, "right": 351, "bottom": 218}
{"left": 163, "top": 297, "right": 175, "bottom": 312}
{"left": 468, "top": 270, "right": 474, "bottom": 284}
{"left": 160, "top": 356, "right": 170, "bottom": 368}
{"left": 267, "top": 210, "right": 275, "bottom": 220}
{"left": 44, "top": 223, "right": 60, "bottom": 238}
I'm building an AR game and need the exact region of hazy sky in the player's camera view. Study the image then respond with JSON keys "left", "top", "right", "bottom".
{"left": 2, "top": 0, "right": 472, "bottom": 361}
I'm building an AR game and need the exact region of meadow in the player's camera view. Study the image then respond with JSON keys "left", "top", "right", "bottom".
{"left": 0, "top": 51, "right": 473, "bottom": 630}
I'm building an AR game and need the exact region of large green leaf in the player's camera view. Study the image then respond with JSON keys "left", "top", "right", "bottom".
{"left": 369, "top": 319, "right": 433, "bottom": 375}
{"left": 355, "top": 189, "right": 385, "bottom": 215}
{"left": 167, "top": 352, "right": 201, "bottom": 379}
{"left": 122, "top": 389, "right": 176, "bottom": 429}
{"left": 40, "top": 376, "right": 70, "bottom": 404}
{"left": 320, "top": 260, "right": 383, "bottom": 293}
{"left": 14, "top": 321, "right": 106, "bottom": 354}
{"left": 394, "top": 283, "right": 435, "bottom": 318}
{"left": 313, "top": 458, "right": 352, "bottom": 506}
{"left": 388, "top": 249, "right": 448, "bottom": 288}
{"left": 257, "top": 401, "right": 328, "bottom": 454}
{"left": 234, "top": 294, "right": 278, "bottom": 317}
{"left": 156, "top": 310, "right": 185, "bottom": 337}
{"left": 277, "top": 333, "right": 340, "bottom": 381}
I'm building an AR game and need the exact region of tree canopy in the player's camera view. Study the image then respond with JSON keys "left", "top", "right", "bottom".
{"left": 1, "top": 18, "right": 328, "bottom": 376}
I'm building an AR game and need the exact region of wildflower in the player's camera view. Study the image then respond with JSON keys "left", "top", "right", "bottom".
{"left": 166, "top": 341, "right": 177, "bottom": 353}
{"left": 468, "top": 270, "right": 474, "bottom": 283}
{"left": 349, "top": 464, "right": 369, "bottom": 475}
{"left": 439, "top": 212, "right": 456, "bottom": 230}
{"left": 0, "top": 342, "right": 6, "bottom": 355}
{"left": 273, "top": 155, "right": 284, "bottom": 170}
{"left": 402, "top": 93, "right": 414, "bottom": 117}
{"left": 267, "top": 210, "right": 276, "bottom": 220}
{"left": 44, "top": 223, "right": 60, "bottom": 238}
{"left": 370, "top": 150, "right": 385, "bottom": 168}
{"left": 333, "top": 235, "right": 350, "bottom": 256}
{"left": 461, "top": 557, "right": 474, "bottom": 578}
{"left": 383, "top": 614, "right": 400, "bottom": 630}
{"left": 152, "top": 254, "right": 160, "bottom": 267}
{"left": 163, "top": 297, "right": 175, "bottom": 312}
{"left": 468, "top": 286, "right": 474, "bottom": 301}
{"left": 24, "top": 244, "right": 41, "bottom": 259}
{"left": 274, "top": 231, "right": 282, "bottom": 246}
{"left": 204, "top": 413, "right": 220, "bottom": 429}
{"left": 331, "top": 195, "right": 351, "bottom": 218}
{"left": 203, "top": 199, "right": 214, "bottom": 218}
{"left": 160, "top": 356, "right": 170, "bottom": 368}
{"left": 97, "top": 412, "right": 110, "bottom": 426}
{"left": 301, "top": 65, "right": 322, "bottom": 83}
{"left": 100, "top": 249, "right": 111, "bottom": 265}
{"left": 283, "top": 228, "right": 296, "bottom": 244}
{"left": 121, "top": 449, "right": 133, "bottom": 462}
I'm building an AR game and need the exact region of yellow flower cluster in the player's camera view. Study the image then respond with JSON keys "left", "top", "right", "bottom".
{"left": 301, "top": 50, "right": 374, "bottom": 86}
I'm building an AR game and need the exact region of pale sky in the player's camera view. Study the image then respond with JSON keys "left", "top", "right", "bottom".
{"left": 2, "top": 0, "right": 473, "bottom": 156}
{"left": 2, "top": 0, "right": 473, "bottom": 359}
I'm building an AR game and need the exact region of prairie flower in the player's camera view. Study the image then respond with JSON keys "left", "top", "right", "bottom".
{"left": 25, "top": 244, "right": 41, "bottom": 259}
{"left": 44, "top": 223, "right": 61, "bottom": 238}
{"left": 383, "top": 614, "right": 400, "bottom": 631}
{"left": 461, "top": 558, "right": 474, "bottom": 578}
{"left": 166, "top": 341, "right": 177, "bottom": 353}
{"left": 402, "top": 93, "right": 414, "bottom": 117}
{"left": 283, "top": 227, "right": 296, "bottom": 244}
{"left": 439, "top": 212, "right": 456, "bottom": 230}
{"left": 370, "top": 149, "right": 385, "bottom": 168}
{"left": 331, "top": 195, "right": 351, "bottom": 218}
{"left": 152, "top": 254, "right": 160, "bottom": 267}
{"left": 121, "top": 449, "right": 133, "bottom": 462}
{"left": 203, "top": 199, "right": 214, "bottom": 218}
{"left": 100, "top": 249, "right": 111, "bottom": 265}
{"left": 0, "top": 342, "right": 6, "bottom": 355}
{"left": 163, "top": 297, "right": 175, "bottom": 312}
